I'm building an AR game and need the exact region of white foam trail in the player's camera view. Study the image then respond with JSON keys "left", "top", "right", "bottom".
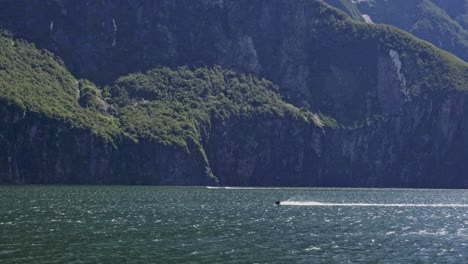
{"left": 281, "top": 201, "right": 468, "bottom": 208}
{"left": 206, "top": 186, "right": 284, "bottom": 190}
{"left": 224, "top": 187, "right": 284, "bottom": 190}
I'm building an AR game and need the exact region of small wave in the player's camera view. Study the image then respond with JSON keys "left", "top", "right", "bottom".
{"left": 305, "top": 247, "right": 321, "bottom": 251}
{"left": 406, "top": 229, "right": 449, "bottom": 236}
{"left": 280, "top": 201, "right": 468, "bottom": 207}
{"left": 0, "top": 250, "right": 21, "bottom": 255}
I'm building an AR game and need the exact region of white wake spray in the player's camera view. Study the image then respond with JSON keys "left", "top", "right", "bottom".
{"left": 280, "top": 201, "right": 468, "bottom": 207}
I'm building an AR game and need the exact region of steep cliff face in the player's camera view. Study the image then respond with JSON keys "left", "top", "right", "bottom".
{"left": 0, "top": 103, "right": 215, "bottom": 185}
{"left": 326, "top": 92, "right": 468, "bottom": 188}
{"left": 0, "top": 0, "right": 237, "bottom": 83}
{"left": 1, "top": 0, "right": 468, "bottom": 187}
{"left": 0, "top": 30, "right": 336, "bottom": 186}
{"left": 206, "top": 117, "right": 326, "bottom": 186}
{"left": 205, "top": 85, "right": 468, "bottom": 188}
{"left": 1, "top": 97, "right": 334, "bottom": 187}
{"left": 2, "top": 0, "right": 464, "bottom": 124}
{"left": 2, "top": 63, "right": 468, "bottom": 187}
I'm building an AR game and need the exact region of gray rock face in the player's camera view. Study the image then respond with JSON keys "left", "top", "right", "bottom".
{"left": 2, "top": 87, "right": 468, "bottom": 188}
{"left": 206, "top": 118, "right": 326, "bottom": 186}
{"left": 203, "top": 93, "right": 468, "bottom": 188}
{"left": 326, "top": 93, "right": 468, "bottom": 188}
{"left": 0, "top": 0, "right": 430, "bottom": 124}
{"left": 0, "top": 103, "right": 215, "bottom": 185}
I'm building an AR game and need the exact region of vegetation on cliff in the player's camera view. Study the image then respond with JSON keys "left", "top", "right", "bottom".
{"left": 283, "top": 0, "right": 468, "bottom": 124}
{"left": 313, "top": 2, "right": 468, "bottom": 91}
{"left": 111, "top": 67, "right": 330, "bottom": 146}
{"left": 1, "top": 0, "right": 466, "bottom": 124}
{"left": 0, "top": 31, "right": 120, "bottom": 141}
{"left": 1, "top": 0, "right": 468, "bottom": 186}
{"left": 431, "top": 0, "right": 468, "bottom": 29}
{"left": 348, "top": 0, "right": 468, "bottom": 62}
{"left": 0, "top": 30, "right": 330, "bottom": 150}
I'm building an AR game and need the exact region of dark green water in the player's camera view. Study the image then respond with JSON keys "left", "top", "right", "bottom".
{"left": 1, "top": 186, "right": 468, "bottom": 263}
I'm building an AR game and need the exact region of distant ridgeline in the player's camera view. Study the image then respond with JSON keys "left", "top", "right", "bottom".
{"left": 324, "top": 0, "right": 468, "bottom": 62}
{"left": 0, "top": 0, "right": 468, "bottom": 187}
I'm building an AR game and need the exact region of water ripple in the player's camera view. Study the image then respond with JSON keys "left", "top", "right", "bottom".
{"left": 0, "top": 186, "right": 467, "bottom": 263}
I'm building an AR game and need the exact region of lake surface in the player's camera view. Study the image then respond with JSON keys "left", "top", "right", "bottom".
{"left": 1, "top": 186, "right": 468, "bottom": 263}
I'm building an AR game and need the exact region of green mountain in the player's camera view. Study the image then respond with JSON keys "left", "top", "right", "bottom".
{"left": 1, "top": 0, "right": 468, "bottom": 187}
{"left": 0, "top": 31, "right": 332, "bottom": 185}
{"left": 337, "top": 0, "right": 468, "bottom": 62}
{"left": 431, "top": 0, "right": 468, "bottom": 29}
